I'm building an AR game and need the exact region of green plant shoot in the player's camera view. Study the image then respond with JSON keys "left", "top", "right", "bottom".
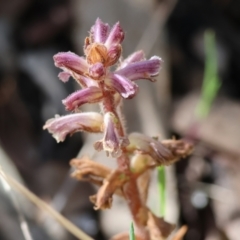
{"left": 158, "top": 166, "right": 166, "bottom": 217}
{"left": 129, "top": 222, "right": 136, "bottom": 240}
{"left": 196, "top": 30, "right": 221, "bottom": 119}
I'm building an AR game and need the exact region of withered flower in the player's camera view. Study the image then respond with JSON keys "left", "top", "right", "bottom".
{"left": 90, "top": 169, "right": 129, "bottom": 210}
{"left": 147, "top": 212, "right": 175, "bottom": 240}
{"left": 127, "top": 133, "right": 174, "bottom": 165}
{"left": 127, "top": 133, "right": 193, "bottom": 167}
{"left": 70, "top": 156, "right": 111, "bottom": 185}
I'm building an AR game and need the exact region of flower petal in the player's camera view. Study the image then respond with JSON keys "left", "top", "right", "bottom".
{"left": 105, "top": 74, "right": 138, "bottom": 99}
{"left": 43, "top": 112, "right": 103, "bottom": 142}
{"left": 53, "top": 52, "right": 89, "bottom": 75}
{"left": 90, "top": 18, "right": 110, "bottom": 43}
{"left": 105, "top": 22, "right": 124, "bottom": 48}
{"left": 62, "top": 86, "right": 103, "bottom": 111}
{"left": 119, "top": 50, "right": 145, "bottom": 69}
{"left": 58, "top": 72, "right": 71, "bottom": 82}
{"left": 115, "top": 56, "right": 163, "bottom": 81}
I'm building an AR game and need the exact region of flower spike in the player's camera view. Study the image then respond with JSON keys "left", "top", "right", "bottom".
{"left": 44, "top": 18, "right": 192, "bottom": 240}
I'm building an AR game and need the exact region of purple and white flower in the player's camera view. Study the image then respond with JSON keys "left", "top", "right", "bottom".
{"left": 43, "top": 112, "right": 103, "bottom": 142}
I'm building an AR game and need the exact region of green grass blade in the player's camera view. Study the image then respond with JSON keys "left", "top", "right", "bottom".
{"left": 196, "top": 30, "right": 221, "bottom": 119}
{"left": 129, "top": 222, "right": 135, "bottom": 240}
{"left": 158, "top": 166, "right": 166, "bottom": 217}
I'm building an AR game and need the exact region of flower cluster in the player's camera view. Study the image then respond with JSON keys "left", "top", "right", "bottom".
{"left": 44, "top": 18, "right": 162, "bottom": 157}
{"left": 43, "top": 18, "right": 193, "bottom": 240}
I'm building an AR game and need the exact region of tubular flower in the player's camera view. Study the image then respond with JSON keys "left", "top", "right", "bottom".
{"left": 94, "top": 112, "right": 129, "bottom": 157}
{"left": 62, "top": 86, "right": 103, "bottom": 111}
{"left": 43, "top": 112, "right": 103, "bottom": 142}
{"left": 54, "top": 52, "right": 89, "bottom": 82}
{"left": 116, "top": 56, "right": 162, "bottom": 82}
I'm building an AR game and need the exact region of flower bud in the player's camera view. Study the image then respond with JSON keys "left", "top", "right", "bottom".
{"left": 90, "top": 18, "right": 110, "bottom": 43}
{"left": 106, "top": 44, "right": 122, "bottom": 66}
{"left": 86, "top": 43, "right": 108, "bottom": 65}
{"left": 105, "top": 22, "right": 124, "bottom": 48}
{"left": 88, "top": 62, "right": 105, "bottom": 79}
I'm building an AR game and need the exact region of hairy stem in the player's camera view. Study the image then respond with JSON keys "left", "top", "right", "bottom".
{"left": 100, "top": 81, "right": 148, "bottom": 238}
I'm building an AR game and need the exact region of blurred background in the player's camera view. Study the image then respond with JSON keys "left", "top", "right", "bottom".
{"left": 0, "top": 0, "right": 240, "bottom": 239}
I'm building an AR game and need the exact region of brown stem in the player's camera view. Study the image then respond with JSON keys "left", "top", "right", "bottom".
{"left": 118, "top": 152, "right": 149, "bottom": 238}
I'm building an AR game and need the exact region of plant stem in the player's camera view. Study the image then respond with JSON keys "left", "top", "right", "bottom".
{"left": 158, "top": 166, "right": 166, "bottom": 217}
{"left": 129, "top": 222, "right": 136, "bottom": 240}
{"left": 101, "top": 85, "right": 148, "bottom": 237}
{"left": 196, "top": 30, "right": 221, "bottom": 119}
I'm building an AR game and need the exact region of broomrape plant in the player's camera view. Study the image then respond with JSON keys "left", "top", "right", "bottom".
{"left": 44, "top": 18, "right": 193, "bottom": 240}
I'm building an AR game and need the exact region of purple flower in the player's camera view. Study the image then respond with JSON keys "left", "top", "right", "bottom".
{"left": 43, "top": 112, "right": 103, "bottom": 142}
{"left": 90, "top": 18, "right": 110, "bottom": 44}
{"left": 54, "top": 52, "right": 89, "bottom": 77}
{"left": 52, "top": 19, "right": 162, "bottom": 100}
{"left": 88, "top": 62, "right": 105, "bottom": 79}
{"left": 116, "top": 56, "right": 163, "bottom": 82}
{"left": 105, "top": 73, "right": 138, "bottom": 99}
{"left": 103, "top": 54, "right": 162, "bottom": 98}
{"left": 62, "top": 86, "right": 103, "bottom": 111}
{"left": 104, "top": 22, "right": 124, "bottom": 48}
{"left": 94, "top": 112, "right": 129, "bottom": 157}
